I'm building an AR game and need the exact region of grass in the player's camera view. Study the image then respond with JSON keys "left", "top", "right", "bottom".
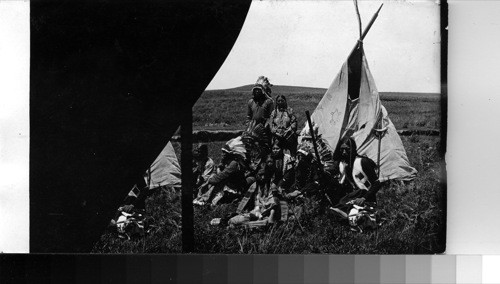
{"left": 193, "top": 85, "right": 441, "bottom": 131}
{"left": 92, "top": 86, "right": 445, "bottom": 254}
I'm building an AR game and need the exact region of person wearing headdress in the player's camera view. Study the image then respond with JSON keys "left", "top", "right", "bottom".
{"left": 246, "top": 76, "right": 274, "bottom": 137}
{"left": 269, "top": 94, "right": 298, "bottom": 156}
{"left": 207, "top": 137, "right": 248, "bottom": 206}
{"left": 282, "top": 122, "right": 339, "bottom": 207}
{"left": 298, "top": 122, "right": 338, "bottom": 178}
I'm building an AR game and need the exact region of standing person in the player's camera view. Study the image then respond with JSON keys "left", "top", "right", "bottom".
{"left": 246, "top": 76, "right": 274, "bottom": 136}
{"left": 269, "top": 95, "right": 298, "bottom": 156}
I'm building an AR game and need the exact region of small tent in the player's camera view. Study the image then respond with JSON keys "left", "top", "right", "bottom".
{"left": 305, "top": 45, "right": 417, "bottom": 181}
{"left": 126, "top": 141, "right": 181, "bottom": 200}
{"left": 143, "top": 141, "right": 181, "bottom": 189}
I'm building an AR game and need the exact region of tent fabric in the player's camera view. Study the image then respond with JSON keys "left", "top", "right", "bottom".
{"left": 144, "top": 141, "right": 181, "bottom": 188}
{"left": 306, "top": 48, "right": 417, "bottom": 181}
{"left": 309, "top": 61, "right": 349, "bottom": 150}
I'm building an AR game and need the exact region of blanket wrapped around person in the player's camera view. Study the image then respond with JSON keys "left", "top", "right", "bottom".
{"left": 330, "top": 137, "right": 384, "bottom": 232}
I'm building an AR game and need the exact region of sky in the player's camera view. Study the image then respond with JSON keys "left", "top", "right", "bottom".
{"left": 206, "top": 0, "right": 441, "bottom": 93}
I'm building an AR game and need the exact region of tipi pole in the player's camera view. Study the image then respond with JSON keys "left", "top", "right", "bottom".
{"left": 375, "top": 113, "right": 388, "bottom": 179}
{"left": 353, "top": 0, "right": 363, "bottom": 39}
{"left": 348, "top": 3, "right": 383, "bottom": 57}
{"left": 377, "top": 129, "right": 382, "bottom": 179}
{"left": 305, "top": 110, "right": 334, "bottom": 207}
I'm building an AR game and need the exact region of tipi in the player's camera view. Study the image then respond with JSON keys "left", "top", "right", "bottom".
{"left": 144, "top": 141, "right": 181, "bottom": 189}
{"left": 126, "top": 141, "right": 181, "bottom": 200}
{"left": 305, "top": 42, "right": 417, "bottom": 181}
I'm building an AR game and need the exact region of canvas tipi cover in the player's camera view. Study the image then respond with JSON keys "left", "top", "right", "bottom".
{"left": 309, "top": 46, "right": 417, "bottom": 181}
{"left": 144, "top": 141, "right": 181, "bottom": 188}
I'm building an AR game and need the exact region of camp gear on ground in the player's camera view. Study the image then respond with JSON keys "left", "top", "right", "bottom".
{"left": 348, "top": 205, "right": 379, "bottom": 232}
{"left": 113, "top": 206, "right": 154, "bottom": 240}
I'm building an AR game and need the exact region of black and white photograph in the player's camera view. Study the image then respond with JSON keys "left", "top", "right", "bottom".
{"left": 1, "top": 0, "right": 447, "bottom": 254}
{"left": 89, "top": 0, "right": 446, "bottom": 254}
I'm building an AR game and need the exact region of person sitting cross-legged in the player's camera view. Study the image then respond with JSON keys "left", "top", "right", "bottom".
{"left": 219, "top": 164, "right": 281, "bottom": 229}
{"left": 192, "top": 144, "right": 216, "bottom": 201}
{"left": 330, "top": 137, "right": 382, "bottom": 230}
{"left": 194, "top": 137, "right": 247, "bottom": 206}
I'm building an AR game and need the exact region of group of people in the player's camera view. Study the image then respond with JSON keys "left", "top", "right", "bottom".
{"left": 192, "top": 76, "right": 382, "bottom": 230}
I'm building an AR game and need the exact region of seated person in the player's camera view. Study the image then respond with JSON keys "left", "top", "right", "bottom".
{"left": 227, "top": 166, "right": 281, "bottom": 228}
{"left": 192, "top": 144, "right": 216, "bottom": 199}
{"left": 331, "top": 137, "right": 382, "bottom": 216}
{"left": 242, "top": 135, "right": 269, "bottom": 189}
{"left": 205, "top": 137, "right": 248, "bottom": 206}
{"left": 298, "top": 122, "right": 337, "bottom": 178}
{"left": 269, "top": 140, "right": 295, "bottom": 190}
{"left": 279, "top": 146, "right": 314, "bottom": 200}
{"left": 282, "top": 123, "right": 339, "bottom": 204}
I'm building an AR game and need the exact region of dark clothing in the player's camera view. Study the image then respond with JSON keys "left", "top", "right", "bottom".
{"left": 247, "top": 98, "right": 274, "bottom": 125}
{"left": 298, "top": 137, "right": 337, "bottom": 177}
{"left": 339, "top": 156, "right": 380, "bottom": 202}
{"left": 208, "top": 159, "right": 246, "bottom": 194}
{"left": 333, "top": 155, "right": 381, "bottom": 212}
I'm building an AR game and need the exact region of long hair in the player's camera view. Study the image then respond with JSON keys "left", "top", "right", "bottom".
{"left": 274, "top": 94, "right": 288, "bottom": 111}
{"left": 339, "top": 137, "right": 358, "bottom": 168}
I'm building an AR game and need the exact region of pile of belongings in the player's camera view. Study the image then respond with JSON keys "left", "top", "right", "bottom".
{"left": 109, "top": 205, "right": 155, "bottom": 240}
{"left": 330, "top": 201, "right": 383, "bottom": 233}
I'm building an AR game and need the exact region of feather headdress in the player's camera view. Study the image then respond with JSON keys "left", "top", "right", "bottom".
{"left": 252, "top": 76, "right": 273, "bottom": 98}
{"left": 222, "top": 136, "right": 247, "bottom": 159}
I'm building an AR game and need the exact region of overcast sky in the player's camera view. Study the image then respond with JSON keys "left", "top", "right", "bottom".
{"left": 207, "top": 0, "right": 441, "bottom": 93}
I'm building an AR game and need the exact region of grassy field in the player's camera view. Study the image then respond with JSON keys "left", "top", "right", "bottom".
{"left": 92, "top": 86, "right": 445, "bottom": 254}
{"left": 193, "top": 85, "right": 441, "bottom": 131}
